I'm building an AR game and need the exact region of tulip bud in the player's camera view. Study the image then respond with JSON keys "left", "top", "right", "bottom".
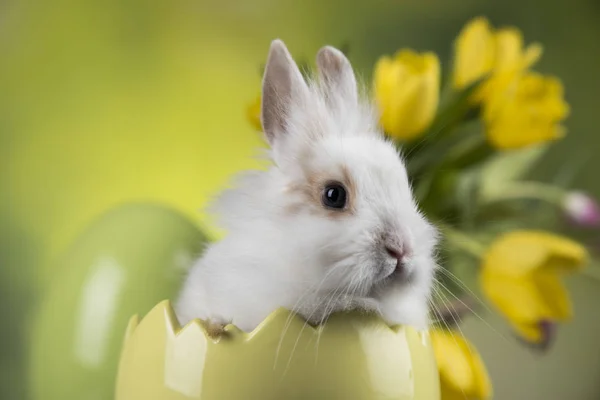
{"left": 373, "top": 50, "right": 440, "bottom": 141}
{"left": 431, "top": 329, "right": 492, "bottom": 399}
{"left": 563, "top": 191, "right": 600, "bottom": 227}
{"left": 482, "top": 72, "right": 569, "bottom": 149}
{"left": 480, "top": 230, "right": 588, "bottom": 346}
{"left": 246, "top": 95, "right": 262, "bottom": 131}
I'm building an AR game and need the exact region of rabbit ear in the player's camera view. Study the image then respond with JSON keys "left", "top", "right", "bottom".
{"left": 261, "top": 39, "right": 309, "bottom": 145}
{"left": 316, "top": 46, "right": 358, "bottom": 106}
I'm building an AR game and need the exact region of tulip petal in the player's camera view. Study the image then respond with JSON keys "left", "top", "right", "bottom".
{"left": 431, "top": 330, "right": 492, "bottom": 398}
{"left": 453, "top": 16, "right": 496, "bottom": 89}
{"left": 481, "top": 268, "right": 549, "bottom": 324}
{"left": 481, "top": 230, "right": 580, "bottom": 344}
{"left": 483, "top": 231, "right": 587, "bottom": 276}
{"left": 512, "top": 320, "right": 544, "bottom": 343}
{"left": 440, "top": 381, "right": 471, "bottom": 400}
{"left": 483, "top": 72, "right": 571, "bottom": 149}
{"left": 486, "top": 119, "right": 562, "bottom": 150}
{"left": 483, "top": 233, "right": 552, "bottom": 276}
{"left": 394, "top": 52, "right": 439, "bottom": 138}
{"left": 538, "top": 235, "right": 588, "bottom": 273}
{"left": 523, "top": 43, "right": 543, "bottom": 69}
{"left": 514, "top": 320, "right": 558, "bottom": 349}
{"left": 534, "top": 269, "right": 572, "bottom": 319}
{"left": 432, "top": 331, "right": 476, "bottom": 393}
{"left": 388, "top": 61, "right": 421, "bottom": 136}
{"left": 373, "top": 56, "right": 397, "bottom": 132}
{"left": 373, "top": 50, "right": 439, "bottom": 140}
{"left": 246, "top": 96, "right": 262, "bottom": 131}
{"left": 494, "top": 28, "right": 524, "bottom": 72}
{"left": 375, "top": 57, "right": 413, "bottom": 137}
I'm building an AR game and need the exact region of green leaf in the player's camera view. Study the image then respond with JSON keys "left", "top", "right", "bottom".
{"left": 422, "top": 75, "right": 487, "bottom": 139}
{"left": 477, "top": 144, "right": 549, "bottom": 201}
{"left": 442, "top": 120, "right": 496, "bottom": 170}
{"left": 414, "top": 168, "right": 459, "bottom": 215}
{"left": 552, "top": 148, "right": 593, "bottom": 188}
{"left": 406, "top": 119, "right": 488, "bottom": 179}
{"left": 454, "top": 169, "right": 482, "bottom": 228}
{"left": 406, "top": 121, "right": 474, "bottom": 176}
{"left": 398, "top": 74, "right": 487, "bottom": 161}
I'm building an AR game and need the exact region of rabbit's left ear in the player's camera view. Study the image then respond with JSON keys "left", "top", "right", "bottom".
{"left": 316, "top": 46, "right": 358, "bottom": 106}
{"left": 262, "top": 39, "right": 309, "bottom": 146}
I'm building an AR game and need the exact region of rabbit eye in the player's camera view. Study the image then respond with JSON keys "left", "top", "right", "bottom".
{"left": 322, "top": 182, "right": 347, "bottom": 210}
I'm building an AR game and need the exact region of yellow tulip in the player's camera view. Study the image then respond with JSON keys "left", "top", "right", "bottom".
{"left": 453, "top": 17, "right": 543, "bottom": 98}
{"left": 482, "top": 72, "right": 570, "bottom": 149}
{"left": 493, "top": 28, "right": 542, "bottom": 74}
{"left": 452, "top": 17, "right": 496, "bottom": 90}
{"left": 431, "top": 329, "right": 492, "bottom": 400}
{"left": 480, "top": 231, "right": 588, "bottom": 344}
{"left": 246, "top": 95, "right": 262, "bottom": 131}
{"left": 373, "top": 49, "right": 440, "bottom": 140}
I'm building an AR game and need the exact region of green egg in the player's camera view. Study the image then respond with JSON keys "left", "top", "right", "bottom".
{"left": 29, "top": 203, "right": 210, "bottom": 400}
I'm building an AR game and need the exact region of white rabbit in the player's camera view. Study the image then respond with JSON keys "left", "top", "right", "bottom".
{"left": 176, "top": 39, "right": 439, "bottom": 333}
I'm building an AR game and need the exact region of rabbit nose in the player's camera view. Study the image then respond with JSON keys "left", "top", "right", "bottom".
{"left": 385, "top": 246, "right": 405, "bottom": 271}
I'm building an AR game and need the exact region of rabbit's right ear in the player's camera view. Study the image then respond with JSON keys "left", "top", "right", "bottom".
{"left": 261, "top": 39, "right": 308, "bottom": 145}
{"left": 316, "top": 46, "right": 358, "bottom": 107}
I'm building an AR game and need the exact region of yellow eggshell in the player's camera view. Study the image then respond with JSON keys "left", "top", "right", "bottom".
{"left": 116, "top": 301, "right": 441, "bottom": 400}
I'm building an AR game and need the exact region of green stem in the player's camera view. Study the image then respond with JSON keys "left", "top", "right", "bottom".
{"left": 440, "top": 225, "right": 486, "bottom": 258}
{"left": 481, "top": 181, "right": 566, "bottom": 205}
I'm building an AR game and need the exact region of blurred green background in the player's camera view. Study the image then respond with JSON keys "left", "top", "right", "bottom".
{"left": 1, "top": 0, "right": 599, "bottom": 399}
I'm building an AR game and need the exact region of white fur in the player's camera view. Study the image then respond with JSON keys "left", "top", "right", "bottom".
{"left": 176, "top": 41, "right": 438, "bottom": 332}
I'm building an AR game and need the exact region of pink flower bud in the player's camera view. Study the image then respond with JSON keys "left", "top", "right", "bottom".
{"left": 563, "top": 191, "right": 600, "bottom": 227}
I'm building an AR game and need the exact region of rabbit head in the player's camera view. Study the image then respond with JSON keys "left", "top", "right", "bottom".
{"left": 185, "top": 40, "right": 439, "bottom": 331}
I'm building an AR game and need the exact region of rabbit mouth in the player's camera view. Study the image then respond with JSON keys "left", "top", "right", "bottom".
{"left": 370, "top": 262, "right": 414, "bottom": 293}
